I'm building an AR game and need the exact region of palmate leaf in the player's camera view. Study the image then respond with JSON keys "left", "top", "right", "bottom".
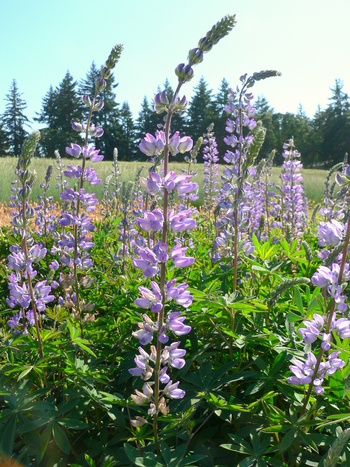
{"left": 0, "top": 415, "right": 16, "bottom": 456}
{"left": 52, "top": 421, "right": 70, "bottom": 455}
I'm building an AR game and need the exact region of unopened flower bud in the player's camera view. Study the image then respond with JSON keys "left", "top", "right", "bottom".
{"left": 170, "top": 94, "right": 188, "bottom": 112}
{"left": 82, "top": 94, "right": 91, "bottom": 106}
{"left": 154, "top": 91, "right": 169, "bottom": 114}
{"left": 198, "top": 36, "right": 213, "bottom": 52}
{"left": 175, "top": 63, "right": 194, "bottom": 83}
{"left": 72, "top": 122, "right": 85, "bottom": 132}
{"left": 178, "top": 136, "right": 193, "bottom": 154}
{"left": 188, "top": 48, "right": 204, "bottom": 66}
{"left": 93, "top": 100, "right": 104, "bottom": 112}
{"left": 100, "top": 66, "right": 111, "bottom": 79}
{"left": 95, "top": 76, "right": 107, "bottom": 92}
{"left": 130, "top": 417, "right": 147, "bottom": 427}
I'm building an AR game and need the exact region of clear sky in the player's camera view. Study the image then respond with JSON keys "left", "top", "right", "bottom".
{"left": 1, "top": 0, "right": 349, "bottom": 129}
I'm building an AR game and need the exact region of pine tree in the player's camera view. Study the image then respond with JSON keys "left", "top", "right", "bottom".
{"left": 118, "top": 101, "right": 137, "bottom": 160}
{"left": 213, "top": 78, "right": 230, "bottom": 157}
{"left": 35, "top": 72, "right": 82, "bottom": 157}
{"left": 0, "top": 117, "right": 10, "bottom": 156}
{"left": 2, "top": 80, "right": 30, "bottom": 156}
{"left": 254, "top": 96, "right": 278, "bottom": 161}
{"left": 79, "top": 61, "right": 122, "bottom": 160}
{"left": 136, "top": 96, "right": 153, "bottom": 144}
{"left": 319, "top": 79, "right": 350, "bottom": 166}
{"left": 34, "top": 85, "right": 59, "bottom": 157}
{"left": 186, "top": 76, "right": 215, "bottom": 162}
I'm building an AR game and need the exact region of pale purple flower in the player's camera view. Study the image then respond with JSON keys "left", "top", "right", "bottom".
{"left": 163, "top": 380, "right": 185, "bottom": 399}
{"left": 318, "top": 220, "right": 343, "bottom": 247}
{"left": 134, "top": 281, "right": 163, "bottom": 313}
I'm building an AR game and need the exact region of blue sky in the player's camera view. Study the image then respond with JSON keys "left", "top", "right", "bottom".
{"left": 1, "top": 0, "right": 349, "bottom": 128}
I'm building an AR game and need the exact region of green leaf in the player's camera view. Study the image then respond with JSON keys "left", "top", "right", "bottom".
{"left": 293, "top": 287, "right": 304, "bottom": 314}
{"left": 0, "top": 415, "right": 17, "bottom": 456}
{"left": 160, "top": 441, "right": 171, "bottom": 464}
{"left": 52, "top": 421, "right": 70, "bottom": 455}
{"left": 124, "top": 443, "right": 139, "bottom": 463}
{"left": 245, "top": 379, "right": 266, "bottom": 396}
{"left": 329, "top": 370, "right": 344, "bottom": 398}
{"left": 85, "top": 454, "right": 96, "bottom": 467}
{"left": 279, "top": 428, "right": 295, "bottom": 452}
{"left": 287, "top": 312, "right": 303, "bottom": 323}
{"left": 58, "top": 418, "right": 88, "bottom": 429}
{"left": 73, "top": 338, "right": 97, "bottom": 357}
{"left": 237, "top": 456, "right": 255, "bottom": 467}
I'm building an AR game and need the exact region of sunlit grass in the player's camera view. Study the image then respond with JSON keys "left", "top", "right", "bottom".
{"left": 0, "top": 157, "right": 328, "bottom": 205}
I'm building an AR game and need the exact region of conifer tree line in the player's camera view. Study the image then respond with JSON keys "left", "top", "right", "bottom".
{"left": 0, "top": 62, "right": 349, "bottom": 167}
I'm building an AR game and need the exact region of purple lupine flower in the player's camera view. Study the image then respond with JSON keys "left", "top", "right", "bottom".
{"left": 318, "top": 219, "right": 343, "bottom": 247}
{"left": 168, "top": 209, "right": 196, "bottom": 232}
{"left": 169, "top": 245, "right": 194, "bottom": 268}
{"left": 166, "top": 312, "right": 191, "bottom": 336}
{"left": 135, "top": 209, "right": 164, "bottom": 232}
{"left": 165, "top": 279, "right": 193, "bottom": 308}
{"left": 279, "top": 138, "right": 308, "bottom": 237}
{"left": 140, "top": 172, "right": 162, "bottom": 195}
{"left": 139, "top": 132, "right": 166, "bottom": 157}
{"left": 162, "top": 341, "right": 186, "bottom": 369}
{"left": 132, "top": 314, "right": 158, "bottom": 345}
{"left": 133, "top": 247, "right": 159, "bottom": 277}
{"left": 134, "top": 282, "right": 163, "bottom": 313}
{"left": 66, "top": 143, "right": 82, "bottom": 158}
{"left": 163, "top": 380, "right": 185, "bottom": 399}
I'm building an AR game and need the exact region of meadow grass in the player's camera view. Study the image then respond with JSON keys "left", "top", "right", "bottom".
{"left": 0, "top": 156, "right": 328, "bottom": 205}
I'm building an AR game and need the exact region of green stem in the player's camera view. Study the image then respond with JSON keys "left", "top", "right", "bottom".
{"left": 153, "top": 82, "right": 182, "bottom": 453}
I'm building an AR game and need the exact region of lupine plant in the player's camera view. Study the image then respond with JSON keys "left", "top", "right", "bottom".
{"left": 202, "top": 123, "right": 220, "bottom": 216}
{"left": 280, "top": 137, "right": 308, "bottom": 238}
{"left": 214, "top": 71, "right": 280, "bottom": 289}
{"left": 54, "top": 44, "right": 123, "bottom": 327}
{"left": 130, "top": 14, "right": 236, "bottom": 453}
{"left": 35, "top": 164, "right": 56, "bottom": 262}
{"left": 4, "top": 12, "right": 350, "bottom": 467}
{"left": 7, "top": 131, "right": 54, "bottom": 360}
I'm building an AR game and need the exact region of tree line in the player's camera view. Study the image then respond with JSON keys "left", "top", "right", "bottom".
{"left": 0, "top": 61, "right": 349, "bottom": 167}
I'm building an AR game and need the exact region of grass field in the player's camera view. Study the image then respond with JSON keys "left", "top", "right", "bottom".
{"left": 0, "top": 156, "right": 327, "bottom": 205}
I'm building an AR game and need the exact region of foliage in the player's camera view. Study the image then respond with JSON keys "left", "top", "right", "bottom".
{"left": 2, "top": 12, "right": 350, "bottom": 467}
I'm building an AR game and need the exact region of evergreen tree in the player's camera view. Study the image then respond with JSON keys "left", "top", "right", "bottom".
{"left": 35, "top": 72, "right": 82, "bottom": 157}
{"left": 136, "top": 96, "right": 153, "bottom": 145}
{"left": 319, "top": 79, "right": 350, "bottom": 166}
{"left": 255, "top": 95, "right": 271, "bottom": 114}
{"left": 79, "top": 61, "right": 123, "bottom": 159}
{"left": 186, "top": 76, "right": 214, "bottom": 162}
{"left": 254, "top": 96, "right": 278, "bottom": 161}
{"left": 213, "top": 78, "right": 230, "bottom": 157}
{"left": 118, "top": 101, "right": 137, "bottom": 160}
{"left": 309, "top": 105, "right": 325, "bottom": 166}
{"left": 34, "top": 85, "right": 59, "bottom": 157}
{"left": 2, "top": 80, "right": 30, "bottom": 156}
{"left": 0, "top": 117, "right": 10, "bottom": 156}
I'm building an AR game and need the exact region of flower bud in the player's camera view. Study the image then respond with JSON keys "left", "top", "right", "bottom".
{"left": 100, "top": 66, "right": 111, "bottom": 79}
{"left": 170, "top": 95, "right": 188, "bottom": 112}
{"left": 82, "top": 94, "right": 91, "bottom": 106}
{"left": 93, "top": 100, "right": 104, "bottom": 112}
{"left": 95, "top": 76, "right": 107, "bottom": 93}
{"left": 72, "top": 122, "right": 84, "bottom": 132}
{"left": 335, "top": 173, "right": 348, "bottom": 186}
{"left": 188, "top": 48, "right": 204, "bottom": 66}
{"left": 198, "top": 36, "right": 213, "bottom": 52}
{"left": 154, "top": 91, "right": 168, "bottom": 114}
{"left": 175, "top": 63, "right": 194, "bottom": 83}
{"left": 178, "top": 136, "right": 193, "bottom": 154}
